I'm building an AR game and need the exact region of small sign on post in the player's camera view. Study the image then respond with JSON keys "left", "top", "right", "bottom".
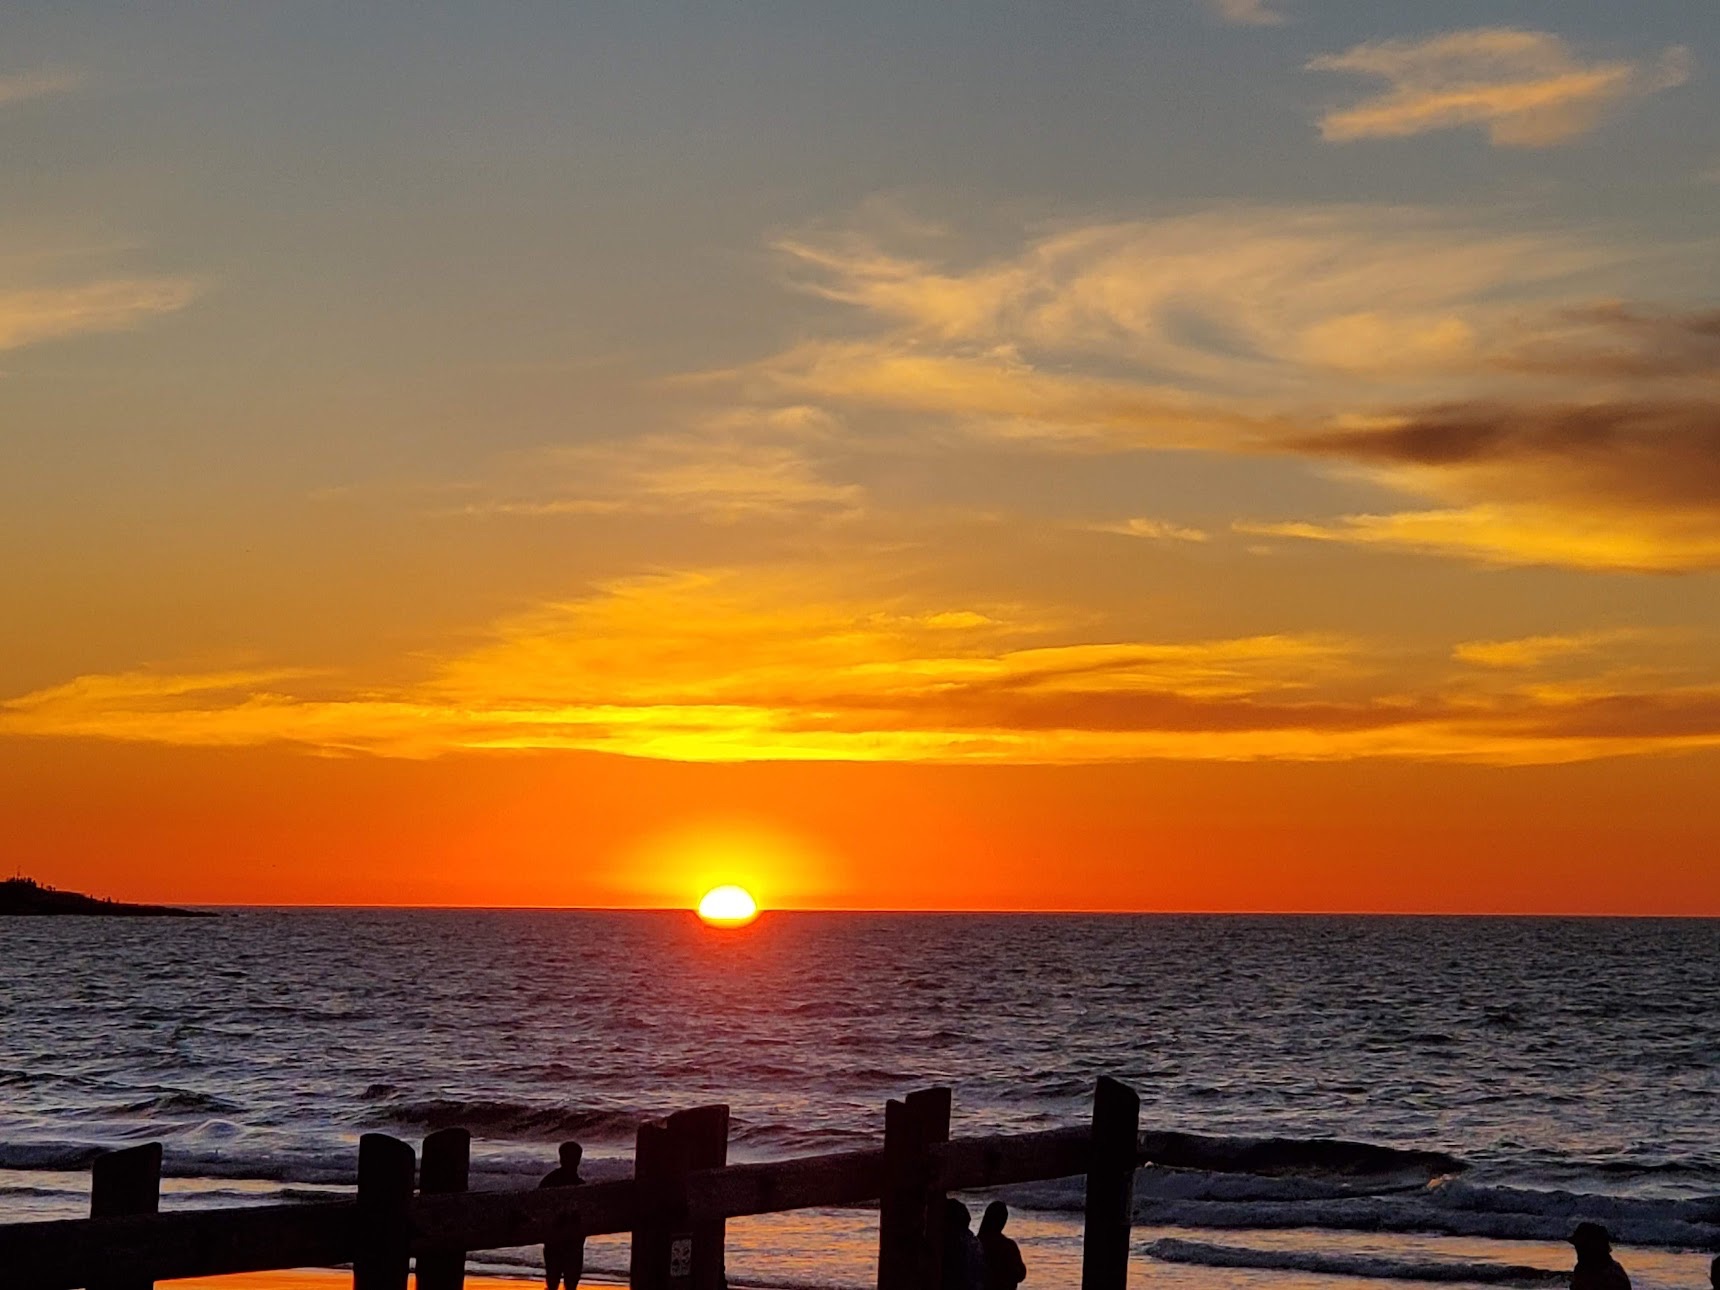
{"left": 669, "top": 1234, "right": 693, "bottom": 1280}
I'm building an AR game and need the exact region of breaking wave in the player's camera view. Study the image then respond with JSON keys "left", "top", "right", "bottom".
{"left": 1146, "top": 1238, "right": 1566, "bottom": 1285}
{"left": 1003, "top": 1168, "right": 1720, "bottom": 1250}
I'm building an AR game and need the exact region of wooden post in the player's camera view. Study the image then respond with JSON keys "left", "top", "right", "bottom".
{"left": 90, "top": 1142, "right": 162, "bottom": 1290}
{"left": 416, "top": 1128, "right": 471, "bottom": 1290}
{"left": 877, "top": 1087, "right": 950, "bottom": 1290}
{"left": 354, "top": 1133, "right": 415, "bottom": 1290}
{"left": 667, "top": 1106, "right": 729, "bottom": 1290}
{"left": 1080, "top": 1076, "right": 1140, "bottom": 1290}
{"left": 629, "top": 1119, "right": 689, "bottom": 1290}
{"left": 906, "top": 1088, "right": 950, "bottom": 1290}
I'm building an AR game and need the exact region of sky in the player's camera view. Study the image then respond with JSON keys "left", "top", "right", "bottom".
{"left": 3, "top": 1, "right": 1719, "bottom": 913}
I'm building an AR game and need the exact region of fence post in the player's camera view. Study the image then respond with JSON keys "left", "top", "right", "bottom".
{"left": 1080, "top": 1076, "right": 1140, "bottom": 1290}
{"left": 629, "top": 1118, "right": 689, "bottom": 1290}
{"left": 354, "top": 1133, "right": 415, "bottom": 1290}
{"left": 907, "top": 1088, "right": 950, "bottom": 1290}
{"left": 877, "top": 1086, "right": 951, "bottom": 1290}
{"left": 90, "top": 1142, "right": 162, "bottom": 1290}
{"left": 667, "top": 1106, "right": 729, "bottom": 1290}
{"left": 416, "top": 1127, "right": 471, "bottom": 1290}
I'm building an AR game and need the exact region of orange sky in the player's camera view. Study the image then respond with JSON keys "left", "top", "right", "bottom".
{"left": 7, "top": 736, "right": 1717, "bottom": 914}
{"left": 5, "top": 8, "right": 1720, "bottom": 915}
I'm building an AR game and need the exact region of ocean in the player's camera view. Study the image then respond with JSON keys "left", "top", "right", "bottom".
{"left": 1, "top": 911, "right": 1715, "bottom": 1288}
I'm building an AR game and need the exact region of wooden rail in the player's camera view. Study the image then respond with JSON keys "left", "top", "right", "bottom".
{"left": 0, "top": 1080, "right": 1144, "bottom": 1290}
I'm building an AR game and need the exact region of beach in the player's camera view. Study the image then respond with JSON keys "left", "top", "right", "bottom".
{"left": 130, "top": 1226, "right": 1720, "bottom": 1290}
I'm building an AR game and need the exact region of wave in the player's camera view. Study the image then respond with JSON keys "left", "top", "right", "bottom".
{"left": 1002, "top": 1170, "right": 1720, "bottom": 1250}
{"left": 1137, "top": 1130, "right": 1467, "bottom": 1183}
{"left": 0, "top": 1139, "right": 360, "bottom": 1186}
{"left": 371, "top": 1099, "right": 643, "bottom": 1143}
{"left": 117, "top": 1090, "right": 247, "bottom": 1117}
{"left": 1146, "top": 1239, "right": 1566, "bottom": 1285}
{"left": 4, "top": 1115, "right": 1715, "bottom": 1255}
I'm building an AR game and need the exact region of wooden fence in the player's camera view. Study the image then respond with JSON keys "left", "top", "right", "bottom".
{"left": 0, "top": 1077, "right": 1145, "bottom": 1290}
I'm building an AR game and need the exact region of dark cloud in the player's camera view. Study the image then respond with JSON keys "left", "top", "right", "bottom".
{"left": 1502, "top": 303, "right": 1720, "bottom": 381}
{"left": 1522, "top": 691, "right": 1720, "bottom": 741}
{"left": 1289, "top": 398, "right": 1720, "bottom": 511}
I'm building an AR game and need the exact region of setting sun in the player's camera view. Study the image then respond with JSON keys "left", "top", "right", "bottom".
{"left": 697, "top": 885, "right": 760, "bottom": 927}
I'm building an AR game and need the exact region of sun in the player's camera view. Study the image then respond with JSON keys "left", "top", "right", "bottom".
{"left": 697, "top": 885, "right": 759, "bottom": 927}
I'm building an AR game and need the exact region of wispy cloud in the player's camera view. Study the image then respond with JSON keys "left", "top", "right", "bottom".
{"left": 762, "top": 208, "right": 1609, "bottom": 427}
{"left": 0, "top": 278, "right": 200, "bottom": 352}
{"left": 1309, "top": 29, "right": 1689, "bottom": 147}
{"left": 1239, "top": 505, "right": 1720, "bottom": 574}
{"left": 753, "top": 206, "right": 1720, "bottom": 573}
{"left": 1497, "top": 303, "right": 1720, "bottom": 383}
{"left": 1209, "top": 0, "right": 1287, "bottom": 28}
{"left": 1453, "top": 631, "right": 1639, "bottom": 670}
{"left": 1092, "top": 518, "right": 1210, "bottom": 542}
{"left": 451, "top": 407, "right": 864, "bottom": 524}
{"left": 0, "top": 66, "right": 82, "bottom": 109}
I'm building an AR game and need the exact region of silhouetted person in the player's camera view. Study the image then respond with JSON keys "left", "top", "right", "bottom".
{"left": 1569, "top": 1222, "right": 1630, "bottom": 1290}
{"left": 978, "top": 1200, "right": 1026, "bottom": 1289}
{"left": 540, "top": 1141, "right": 585, "bottom": 1290}
{"left": 1708, "top": 1253, "right": 1717, "bottom": 1290}
{"left": 942, "top": 1197, "right": 984, "bottom": 1290}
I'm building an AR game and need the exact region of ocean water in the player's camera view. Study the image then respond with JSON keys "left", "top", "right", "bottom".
{"left": 1, "top": 912, "right": 1716, "bottom": 1288}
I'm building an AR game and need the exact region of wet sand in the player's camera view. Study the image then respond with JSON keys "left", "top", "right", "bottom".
{"left": 163, "top": 1221, "right": 1719, "bottom": 1290}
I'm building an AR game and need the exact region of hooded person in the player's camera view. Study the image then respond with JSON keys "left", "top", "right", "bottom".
{"left": 1568, "top": 1222, "right": 1630, "bottom": 1290}
{"left": 978, "top": 1200, "right": 1026, "bottom": 1290}
{"left": 941, "top": 1198, "right": 985, "bottom": 1290}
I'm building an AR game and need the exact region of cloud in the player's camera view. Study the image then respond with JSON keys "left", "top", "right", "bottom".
{"left": 1290, "top": 400, "right": 1720, "bottom": 513}
{"left": 1309, "top": 29, "right": 1689, "bottom": 147}
{"left": 8, "top": 569, "right": 1720, "bottom": 766}
{"left": 0, "top": 67, "right": 82, "bottom": 109}
{"left": 1249, "top": 398, "right": 1720, "bottom": 571}
{"left": 760, "top": 208, "right": 1610, "bottom": 433}
{"left": 452, "top": 407, "right": 864, "bottom": 524}
{"left": 742, "top": 340, "right": 1287, "bottom": 451}
{"left": 1209, "top": 0, "right": 1287, "bottom": 27}
{"left": 1093, "top": 518, "right": 1210, "bottom": 542}
{"left": 0, "top": 278, "right": 200, "bottom": 352}
{"left": 1239, "top": 505, "right": 1720, "bottom": 574}
{"left": 749, "top": 206, "right": 1720, "bottom": 572}
{"left": 1498, "top": 303, "right": 1720, "bottom": 383}
{"left": 1453, "top": 631, "right": 1638, "bottom": 670}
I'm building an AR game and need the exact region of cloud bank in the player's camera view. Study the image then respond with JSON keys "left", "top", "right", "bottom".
{"left": 7, "top": 570, "right": 1718, "bottom": 766}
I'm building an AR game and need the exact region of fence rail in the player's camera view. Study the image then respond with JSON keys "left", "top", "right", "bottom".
{"left": 0, "top": 1079, "right": 1142, "bottom": 1290}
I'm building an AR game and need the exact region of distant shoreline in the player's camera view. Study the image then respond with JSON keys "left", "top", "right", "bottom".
{"left": 0, "top": 877, "right": 213, "bottom": 918}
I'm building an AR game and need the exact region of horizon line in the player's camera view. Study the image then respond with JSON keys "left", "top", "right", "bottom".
{"left": 165, "top": 902, "right": 1720, "bottom": 919}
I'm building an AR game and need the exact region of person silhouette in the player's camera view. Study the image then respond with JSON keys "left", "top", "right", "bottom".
{"left": 941, "top": 1197, "right": 984, "bottom": 1290}
{"left": 1568, "top": 1222, "right": 1630, "bottom": 1290}
{"left": 978, "top": 1200, "right": 1026, "bottom": 1289}
{"left": 1709, "top": 1253, "right": 1718, "bottom": 1290}
{"left": 540, "top": 1142, "right": 585, "bottom": 1290}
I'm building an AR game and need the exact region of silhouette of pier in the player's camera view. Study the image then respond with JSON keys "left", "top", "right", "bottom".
{"left": 0, "top": 1078, "right": 1145, "bottom": 1290}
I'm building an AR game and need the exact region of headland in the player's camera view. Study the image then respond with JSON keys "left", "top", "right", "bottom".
{"left": 0, "top": 876, "right": 211, "bottom": 917}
